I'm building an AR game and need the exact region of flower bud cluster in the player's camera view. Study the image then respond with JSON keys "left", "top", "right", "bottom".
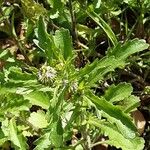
{"left": 38, "top": 65, "right": 57, "bottom": 85}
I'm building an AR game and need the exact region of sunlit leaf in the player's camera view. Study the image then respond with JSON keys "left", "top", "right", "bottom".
{"left": 104, "top": 83, "right": 132, "bottom": 102}
{"left": 54, "top": 28, "right": 73, "bottom": 60}
{"left": 9, "top": 118, "right": 27, "bottom": 150}
{"left": 89, "top": 118, "right": 144, "bottom": 150}
{"left": 50, "top": 118, "right": 63, "bottom": 147}
{"left": 28, "top": 110, "right": 48, "bottom": 129}
{"left": 24, "top": 91, "right": 50, "bottom": 109}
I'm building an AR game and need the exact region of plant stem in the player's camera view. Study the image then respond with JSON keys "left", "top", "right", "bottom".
{"left": 68, "top": 0, "right": 78, "bottom": 43}
{"left": 81, "top": 128, "right": 91, "bottom": 150}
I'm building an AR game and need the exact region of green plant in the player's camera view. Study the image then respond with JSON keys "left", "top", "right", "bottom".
{"left": 0, "top": 14, "right": 149, "bottom": 149}
{"left": 0, "top": 0, "right": 150, "bottom": 149}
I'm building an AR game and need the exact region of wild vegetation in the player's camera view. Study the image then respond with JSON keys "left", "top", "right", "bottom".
{"left": 0, "top": 0, "right": 150, "bottom": 150}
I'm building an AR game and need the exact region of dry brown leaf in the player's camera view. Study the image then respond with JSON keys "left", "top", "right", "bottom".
{"left": 132, "top": 110, "right": 146, "bottom": 135}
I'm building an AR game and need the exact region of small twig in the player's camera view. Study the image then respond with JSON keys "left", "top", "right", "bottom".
{"left": 90, "top": 140, "right": 108, "bottom": 148}
{"left": 121, "top": 69, "right": 147, "bottom": 86}
{"left": 77, "top": 41, "right": 89, "bottom": 49}
{"left": 47, "top": 19, "right": 59, "bottom": 30}
{"left": 51, "top": 22, "right": 59, "bottom": 30}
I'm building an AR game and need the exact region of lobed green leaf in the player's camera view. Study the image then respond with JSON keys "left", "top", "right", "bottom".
{"left": 85, "top": 90, "right": 137, "bottom": 131}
